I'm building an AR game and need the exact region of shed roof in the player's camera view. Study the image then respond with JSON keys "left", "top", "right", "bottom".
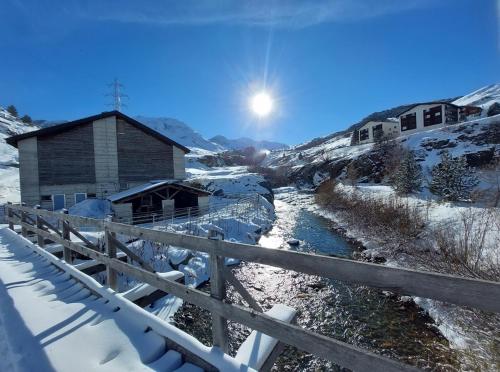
{"left": 5, "top": 111, "right": 190, "bottom": 153}
{"left": 108, "top": 180, "right": 210, "bottom": 203}
{"left": 397, "top": 102, "right": 460, "bottom": 117}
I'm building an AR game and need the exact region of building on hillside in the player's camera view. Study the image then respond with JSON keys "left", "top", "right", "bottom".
{"left": 356, "top": 120, "right": 400, "bottom": 144}
{"left": 397, "top": 102, "right": 481, "bottom": 135}
{"left": 6, "top": 111, "right": 210, "bottom": 222}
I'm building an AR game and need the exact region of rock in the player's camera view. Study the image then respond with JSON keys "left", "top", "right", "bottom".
{"left": 464, "top": 148, "right": 495, "bottom": 167}
{"left": 287, "top": 239, "right": 300, "bottom": 246}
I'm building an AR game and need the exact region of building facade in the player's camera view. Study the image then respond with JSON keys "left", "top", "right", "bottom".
{"left": 7, "top": 111, "right": 191, "bottom": 211}
{"left": 357, "top": 120, "right": 400, "bottom": 144}
{"left": 397, "top": 102, "right": 461, "bottom": 135}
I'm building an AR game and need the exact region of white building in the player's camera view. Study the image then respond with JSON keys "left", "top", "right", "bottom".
{"left": 397, "top": 102, "right": 460, "bottom": 135}
{"left": 357, "top": 120, "right": 400, "bottom": 144}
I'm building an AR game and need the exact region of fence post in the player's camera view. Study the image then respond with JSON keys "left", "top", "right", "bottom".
{"left": 61, "top": 209, "right": 72, "bottom": 263}
{"left": 7, "top": 202, "right": 13, "bottom": 231}
{"left": 20, "top": 202, "right": 28, "bottom": 237}
{"left": 35, "top": 205, "right": 45, "bottom": 248}
{"left": 209, "top": 232, "right": 228, "bottom": 352}
{"left": 105, "top": 226, "right": 118, "bottom": 290}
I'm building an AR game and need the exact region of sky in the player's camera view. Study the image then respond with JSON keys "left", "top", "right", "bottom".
{"left": 0, "top": 0, "right": 499, "bottom": 145}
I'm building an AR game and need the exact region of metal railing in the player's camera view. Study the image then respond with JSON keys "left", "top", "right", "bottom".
{"left": 5, "top": 203, "right": 500, "bottom": 372}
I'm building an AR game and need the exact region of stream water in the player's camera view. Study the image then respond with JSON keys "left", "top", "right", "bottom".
{"left": 173, "top": 190, "right": 463, "bottom": 371}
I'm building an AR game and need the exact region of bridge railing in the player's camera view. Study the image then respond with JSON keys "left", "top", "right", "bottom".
{"left": 5, "top": 203, "right": 500, "bottom": 372}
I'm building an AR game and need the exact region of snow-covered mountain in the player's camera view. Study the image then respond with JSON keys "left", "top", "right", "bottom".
{"left": 209, "top": 135, "right": 288, "bottom": 151}
{"left": 0, "top": 108, "right": 37, "bottom": 203}
{"left": 452, "top": 83, "right": 500, "bottom": 108}
{"left": 133, "top": 116, "right": 225, "bottom": 155}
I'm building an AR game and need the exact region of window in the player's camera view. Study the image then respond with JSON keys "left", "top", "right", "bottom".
{"left": 359, "top": 128, "right": 369, "bottom": 141}
{"left": 372, "top": 124, "right": 383, "bottom": 140}
{"left": 423, "top": 106, "right": 442, "bottom": 127}
{"left": 401, "top": 113, "right": 417, "bottom": 131}
{"left": 87, "top": 193, "right": 97, "bottom": 198}
{"left": 445, "top": 105, "right": 458, "bottom": 123}
{"left": 52, "top": 194, "right": 65, "bottom": 210}
{"left": 41, "top": 195, "right": 51, "bottom": 201}
{"left": 74, "top": 193, "right": 87, "bottom": 204}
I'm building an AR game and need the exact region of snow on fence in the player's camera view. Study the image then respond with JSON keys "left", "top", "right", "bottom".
{"left": 5, "top": 203, "right": 500, "bottom": 372}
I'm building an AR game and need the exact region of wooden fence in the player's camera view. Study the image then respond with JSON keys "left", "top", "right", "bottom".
{"left": 5, "top": 203, "right": 500, "bottom": 372}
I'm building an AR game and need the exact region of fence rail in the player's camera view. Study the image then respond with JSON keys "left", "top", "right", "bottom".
{"left": 5, "top": 203, "right": 500, "bottom": 372}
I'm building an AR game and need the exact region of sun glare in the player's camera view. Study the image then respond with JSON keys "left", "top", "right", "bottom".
{"left": 250, "top": 91, "right": 273, "bottom": 117}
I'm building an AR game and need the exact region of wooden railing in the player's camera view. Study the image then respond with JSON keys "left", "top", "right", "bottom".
{"left": 5, "top": 203, "right": 500, "bottom": 372}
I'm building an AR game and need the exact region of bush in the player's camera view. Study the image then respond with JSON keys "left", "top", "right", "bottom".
{"left": 21, "top": 115, "right": 32, "bottom": 124}
{"left": 316, "top": 179, "right": 424, "bottom": 241}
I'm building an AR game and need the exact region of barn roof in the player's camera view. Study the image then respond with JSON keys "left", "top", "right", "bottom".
{"left": 5, "top": 110, "right": 190, "bottom": 153}
{"left": 108, "top": 180, "right": 210, "bottom": 203}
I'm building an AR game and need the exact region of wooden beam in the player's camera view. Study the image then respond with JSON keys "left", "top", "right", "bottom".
{"left": 37, "top": 215, "right": 62, "bottom": 236}
{"left": 222, "top": 266, "right": 262, "bottom": 312}
{"left": 105, "top": 221, "right": 500, "bottom": 313}
{"left": 210, "top": 254, "right": 228, "bottom": 353}
{"left": 65, "top": 224, "right": 99, "bottom": 251}
{"left": 108, "top": 233, "right": 155, "bottom": 273}
{"left": 105, "top": 228, "right": 118, "bottom": 290}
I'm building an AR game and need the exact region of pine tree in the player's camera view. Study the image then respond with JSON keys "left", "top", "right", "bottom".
{"left": 6, "top": 105, "right": 18, "bottom": 117}
{"left": 390, "top": 150, "right": 422, "bottom": 194}
{"left": 430, "top": 151, "right": 479, "bottom": 201}
{"left": 20, "top": 115, "right": 32, "bottom": 124}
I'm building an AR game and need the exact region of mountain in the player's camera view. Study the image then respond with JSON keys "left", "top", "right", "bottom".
{"left": 135, "top": 116, "right": 224, "bottom": 155}
{"left": 209, "top": 135, "right": 289, "bottom": 151}
{"left": 0, "top": 108, "right": 37, "bottom": 203}
{"left": 452, "top": 84, "right": 500, "bottom": 108}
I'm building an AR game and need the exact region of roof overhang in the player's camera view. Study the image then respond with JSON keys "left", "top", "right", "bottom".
{"left": 108, "top": 181, "right": 211, "bottom": 204}
{"left": 5, "top": 110, "right": 190, "bottom": 153}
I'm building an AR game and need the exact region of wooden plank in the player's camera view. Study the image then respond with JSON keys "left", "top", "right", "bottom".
{"left": 222, "top": 266, "right": 262, "bottom": 312}
{"left": 7, "top": 203, "right": 14, "bottom": 230}
{"left": 62, "top": 210, "right": 72, "bottom": 264}
{"left": 20, "top": 209, "right": 28, "bottom": 237}
{"left": 210, "top": 254, "right": 228, "bottom": 352}
{"left": 38, "top": 215, "right": 62, "bottom": 236}
{"left": 108, "top": 233, "right": 155, "bottom": 273}
{"left": 10, "top": 204, "right": 104, "bottom": 229}
{"left": 35, "top": 206, "right": 45, "bottom": 248}
{"left": 105, "top": 228, "right": 118, "bottom": 290}
{"left": 105, "top": 221, "right": 500, "bottom": 313}
{"left": 66, "top": 224, "right": 99, "bottom": 251}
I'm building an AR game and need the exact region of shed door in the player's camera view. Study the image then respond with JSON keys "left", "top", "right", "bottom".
{"left": 52, "top": 194, "right": 65, "bottom": 210}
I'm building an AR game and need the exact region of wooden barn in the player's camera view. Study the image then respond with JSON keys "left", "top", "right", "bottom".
{"left": 6, "top": 111, "right": 210, "bottom": 221}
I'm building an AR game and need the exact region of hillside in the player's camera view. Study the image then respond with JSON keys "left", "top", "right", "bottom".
{"left": 0, "top": 108, "right": 36, "bottom": 203}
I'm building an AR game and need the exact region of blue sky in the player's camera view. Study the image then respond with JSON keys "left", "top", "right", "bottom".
{"left": 1, "top": 0, "right": 498, "bottom": 145}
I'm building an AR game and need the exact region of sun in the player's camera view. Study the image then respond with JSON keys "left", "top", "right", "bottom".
{"left": 250, "top": 91, "right": 273, "bottom": 117}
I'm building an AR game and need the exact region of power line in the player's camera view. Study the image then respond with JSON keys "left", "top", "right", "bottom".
{"left": 106, "top": 78, "right": 129, "bottom": 111}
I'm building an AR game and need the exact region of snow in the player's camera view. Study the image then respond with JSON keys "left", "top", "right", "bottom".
{"left": 68, "top": 198, "right": 112, "bottom": 219}
{"left": 453, "top": 83, "right": 500, "bottom": 109}
{"left": 235, "top": 304, "right": 296, "bottom": 370}
{"left": 135, "top": 116, "right": 225, "bottom": 153}
{"left": 107, "top": 180, "right": 177, "bottom": 202}
{"left": 121, "top": 271, "right": 184, "bottom": 302}
{"left": 0, "top": 227, "right": 256, "bottom": 371}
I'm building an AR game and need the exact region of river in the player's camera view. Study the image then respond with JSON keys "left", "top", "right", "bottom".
{"left": 174, "top": 189, "right": 462, "bottom": 371}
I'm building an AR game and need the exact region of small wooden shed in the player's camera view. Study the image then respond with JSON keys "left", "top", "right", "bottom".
{"left": 107, "top": 180, "right": 210, "bottom": 223}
